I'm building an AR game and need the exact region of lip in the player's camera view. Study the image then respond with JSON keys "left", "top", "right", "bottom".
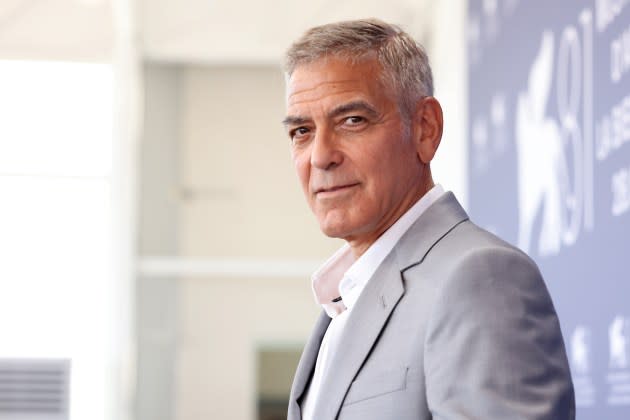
{"left": 314, "top": 183, "right": 360, "bottom": 197}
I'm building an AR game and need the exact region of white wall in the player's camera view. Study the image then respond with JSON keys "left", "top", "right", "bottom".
{"left": 137, "top": 64, "right": 182, "bottom": 420}
{"left": 425, "top": 0, "right": 469, "bottom": 209}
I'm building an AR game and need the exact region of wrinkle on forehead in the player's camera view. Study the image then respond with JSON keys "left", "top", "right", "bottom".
{"left": 285, "top": 57, "right": 396, "bottom": 115}
{"left": 287, "top": 80, "right": 369, "bottom": 108}
{"left": 288, "top": 69, "right": 379, "bottom": 109}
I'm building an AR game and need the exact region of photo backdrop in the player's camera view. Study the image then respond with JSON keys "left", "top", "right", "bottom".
{"left": 467, "top": 1, "right": 630, "bottom": 418}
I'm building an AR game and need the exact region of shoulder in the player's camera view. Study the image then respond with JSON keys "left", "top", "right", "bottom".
{"left": 425, "top": 220, "right": 551, "bottom": 316}
{"left": 397, "top": 218, "right": 557, "bottom": 342}
{"left": 417, "top": 222, "right": 575, "bottom": 418}
{"left": 403, "top": 218, "right": 543, "bottom": 288}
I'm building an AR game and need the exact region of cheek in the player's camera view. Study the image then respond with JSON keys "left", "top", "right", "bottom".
{"left": 361, "top": 155, "right": 409, "bottom": 205}
{"left": 292, "top": 152, "right": 311, "bottom": 193}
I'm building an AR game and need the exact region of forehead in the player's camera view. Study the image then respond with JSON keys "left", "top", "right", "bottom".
{"left": 286, "top": 58, "right": 387, "bottom": 110}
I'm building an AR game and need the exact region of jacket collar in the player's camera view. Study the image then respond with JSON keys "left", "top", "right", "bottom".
{"left": 393, "top": 191, "right": 469, "bottom": 272}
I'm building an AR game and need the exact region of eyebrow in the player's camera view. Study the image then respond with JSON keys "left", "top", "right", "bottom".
{"left": 282, "top": 100, "right": 379, "bottom": 127}
{"left": 329, "top": 100, "right": 379, "bottom": 120}
{"left": 282, "top": 115, "right": 310, "bottom": 127}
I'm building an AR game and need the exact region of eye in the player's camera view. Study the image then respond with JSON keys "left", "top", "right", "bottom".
{"left": 289, "top": 126, "right": 311, "bottom": 144}
{"left": 344, "top": 116, "right": 365, "bottom": 125}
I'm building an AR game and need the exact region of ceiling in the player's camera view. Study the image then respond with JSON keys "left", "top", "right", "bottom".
{"left": 0, "top": 0, "right": 432, "bottom": 64}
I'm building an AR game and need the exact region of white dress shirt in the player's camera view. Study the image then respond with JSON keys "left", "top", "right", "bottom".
{"left": 300, "top": 184, "right": 445, "bottom": 419}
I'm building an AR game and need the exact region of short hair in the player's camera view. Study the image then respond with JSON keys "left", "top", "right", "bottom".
{"left": 284, "top": 18, "right": 434, "bottom": 118}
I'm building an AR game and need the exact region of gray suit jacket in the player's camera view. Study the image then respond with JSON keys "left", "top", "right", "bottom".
{"left": 287, "top": 192, "right": 575, "bottom": 420}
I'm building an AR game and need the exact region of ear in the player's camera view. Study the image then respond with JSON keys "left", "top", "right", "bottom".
{"left": 412, "top": 97, "right": 443, "bottom": 164}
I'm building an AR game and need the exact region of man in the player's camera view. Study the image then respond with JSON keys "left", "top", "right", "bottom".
{"left": 282, "top": 19, "right": 575, "bottom": 420}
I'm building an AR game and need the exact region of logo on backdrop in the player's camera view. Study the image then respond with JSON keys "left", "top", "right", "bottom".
{"left": 515, "top": 31, "right": 568, "bottom": 257}
{"left": 471, "top": 21, "right": 595, "bottom": 258}
{"left": 514, "top": 23, "right": 595, "bottom": 258}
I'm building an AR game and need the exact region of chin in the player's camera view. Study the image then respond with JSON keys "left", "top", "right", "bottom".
{"left": 317, "top": 215, "right": 352, "bottom": 239}
{"left": 314, "top": 208, "right": 364, "bottom": 239}
{"left": 318, "top": 223, "right": 348, "bottom": 239}
{"left": 318, "top": 216, "right": 364, "bottom": 241}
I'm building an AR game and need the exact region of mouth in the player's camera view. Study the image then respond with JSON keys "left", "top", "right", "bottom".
{"left": 314, "top": 183, "right": 360, "bottom": 197}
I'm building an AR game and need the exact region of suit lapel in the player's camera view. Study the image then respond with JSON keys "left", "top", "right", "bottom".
{"left": 310, "top": 256, "right": 404, "bottom": 419}
{"left": 288, "top": 311, "right": 331, "bottom": 420}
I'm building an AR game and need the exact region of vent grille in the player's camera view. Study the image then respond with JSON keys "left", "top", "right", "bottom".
{"left": 0, "top": 359, "right": 70, "bottom": 420}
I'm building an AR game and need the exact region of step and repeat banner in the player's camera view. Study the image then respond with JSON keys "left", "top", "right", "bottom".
{"left": 467, "top": 0, "right": 630, "bottom": 418}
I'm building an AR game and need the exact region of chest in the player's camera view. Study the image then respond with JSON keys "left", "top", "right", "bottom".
{"left": 335, "top": 280, "right": 438, "bottom": 419}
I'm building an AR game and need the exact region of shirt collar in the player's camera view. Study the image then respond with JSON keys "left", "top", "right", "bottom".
{"left": 311, "top": 184, "right": 446, "bottom": 318}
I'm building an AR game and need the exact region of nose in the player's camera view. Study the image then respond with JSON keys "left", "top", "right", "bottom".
{"left": 310, "top": 129, "right": 343, "bottom": 170}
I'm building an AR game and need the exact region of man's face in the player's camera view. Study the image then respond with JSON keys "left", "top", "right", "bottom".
{"left": 285, "top": 57, "right": 426, "bottom": 254}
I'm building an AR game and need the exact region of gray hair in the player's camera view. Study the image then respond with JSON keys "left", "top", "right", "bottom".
{"left": 284, "top": 18, "right": 434, "bottom": 118}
